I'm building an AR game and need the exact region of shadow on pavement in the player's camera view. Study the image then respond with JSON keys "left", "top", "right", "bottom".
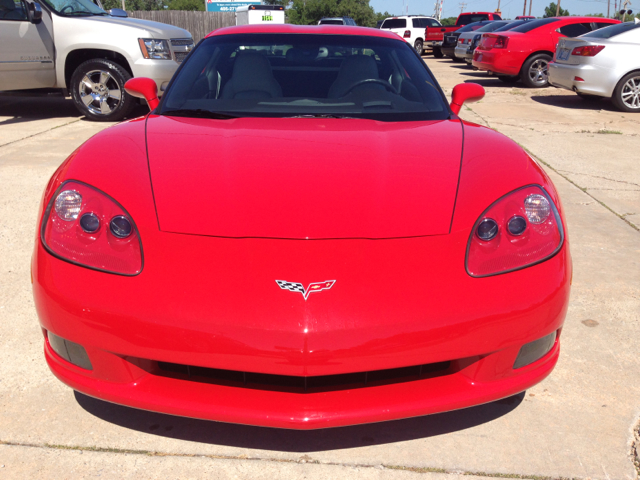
{"left": 462, "top": 77, "right": 521, "bottom": 89}
{"left": 530, "top": 94, "right": 615, "bottom": 112}
{"left": 0, "top": 94, "right": 148, "bottom": 126}
{"left": 75, "top": 391, "right": 524, "bottom": 452}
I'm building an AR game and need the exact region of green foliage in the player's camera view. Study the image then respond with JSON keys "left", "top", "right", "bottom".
{"left": 375, "top": 10, "right": 391, "bottom": 22}
{"left": 543, "top": 2, "right": 569, "bottom": 17}
{"left": 166, "top": 0, "right": 204, "bottom": 9}
{"left": 102, "top": 0, "right": 164, "bottom": 10}
{"left": 582, "top": 12, "right": 604, "bottom": 17}
{"left": 614, "top": 11, "right": 640, "bottom": 20}
{"left": 287, "top": 0, "right": 379, "bottom": 27}
{"left": 263, "top": 0, "right": 291, "bottom": 6}
{"left": 440, "top": 16, "right": 456, "bottom": 25}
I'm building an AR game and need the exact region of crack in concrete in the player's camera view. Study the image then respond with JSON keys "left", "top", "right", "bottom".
{"left": 556, "top": 170, "right": 640, "bottom": 189}
{"left": 0, "top": 118, "right": 81, "bottom": 148}
{"left": 0, "top": 440, "right": 583, "bottom": 480}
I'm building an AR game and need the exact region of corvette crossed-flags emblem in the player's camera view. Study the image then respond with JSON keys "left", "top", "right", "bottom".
{"left": 276, "top": 280, "right": 336, "bottom": 301}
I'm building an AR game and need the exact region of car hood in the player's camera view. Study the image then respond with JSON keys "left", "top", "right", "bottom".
{"left": 77, "top": 16, "right": 191, "bottom": 38}
{"left": 146, "top": 115, "right": 463, "bottom": 239}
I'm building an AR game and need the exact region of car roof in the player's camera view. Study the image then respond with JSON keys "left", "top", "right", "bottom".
{"left": 207, "top": 24, "right": 404, "bottom": 40}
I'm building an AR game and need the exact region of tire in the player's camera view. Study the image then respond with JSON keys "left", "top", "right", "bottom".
{"left": 414, "top": 39, "right": 424, "bottom": 56}
{"left": 70, "top": 58, "right": 134, "bottom": 122}
{"left": 433, "top": 47, "right": 444, "bottom": 58}
{"left": 520, "top": 53, "right": 552, "bottom": 88}
{"left": 611, "top": 71, "right": 640, "bottom": 113}
{"left": 498, "top": 75, "right": 519, "bottom": 84}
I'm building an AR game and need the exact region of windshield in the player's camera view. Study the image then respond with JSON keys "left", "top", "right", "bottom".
{"left": 160, "top": 33, "right": 449, "bottom": 122}
{"left": 41, "top": 0, "right": 105, "bottom": 15}
{"left": 475, "top": 21, "right": 510, "bottom": 32}
{"left": 582, "top": 21, "right": 640, "bottom": 38}
{"left": 319, "top": 19, "right": 343, "bottom": 25}
{"left": 509, "top": 18, "right": 559, "bottom": 33}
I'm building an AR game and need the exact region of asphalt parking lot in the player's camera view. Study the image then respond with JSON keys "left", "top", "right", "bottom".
{"left": 0, "top": 58, "right": 639, "bottom": 480}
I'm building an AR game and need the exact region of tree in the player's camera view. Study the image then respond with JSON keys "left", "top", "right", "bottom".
{"left": 543, "top": 2, "right": 569, "bottom": 17}
{"left": 287, "top": 0, "right": 379, "bottom": 27}
{"left": 263, "top": 0, "right": 291, "bottom": 7}
{"left": 102, "top": 0, "right": 164, "bottom": 10}
{"left": 375, "top": 10, "right": 391, "bottom": 22}
{"left": 440, "top": 16, "right": 457, "bottom": 25}
{"left": 167, "top": 0, "right": 204, "bottom": 10}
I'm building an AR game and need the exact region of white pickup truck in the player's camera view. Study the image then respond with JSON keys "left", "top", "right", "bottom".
{"left": 0, "top": 0, "right": 193, "bottom": 121}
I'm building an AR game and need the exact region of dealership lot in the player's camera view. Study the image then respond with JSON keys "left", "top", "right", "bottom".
{"left": 0, "top": 58, "right": 639, "bottom": 479}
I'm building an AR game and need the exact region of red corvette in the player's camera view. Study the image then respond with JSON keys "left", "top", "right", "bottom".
{"left": 33, "top": 24, "right": 571, "bottom": 429}
{"left": 472, "top": 17, "right": 619, "bottom": 87}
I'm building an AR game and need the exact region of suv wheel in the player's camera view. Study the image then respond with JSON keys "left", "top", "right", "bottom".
{"left": 414, "top": 39, "right": 423, "bottom": 56}
{"left": 70, "top": 58, "right": 135, "bottom": 122}
{"left": 521, "top": 53, "right": 552, "bottom": 88}
{"left": 611, "top": 72, "right": 640, "bottom": 113}
{"left": 432, "top": 47, "right": 443, "bottom": 58}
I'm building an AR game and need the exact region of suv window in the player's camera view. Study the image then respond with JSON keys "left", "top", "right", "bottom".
{"left": 584, "top": 21, "right": 640, "bottom": 38}
{"left": 381, "top": 18, "right": 406, "bottom": 29}
{"left": 0, "top": 0, "right": 28, "bottom": 20}
{"left": 558, "top": 22, "right": 591, "bottom": 37}
{"left": 413, "top": 18, "right": 428, "bottom": 28}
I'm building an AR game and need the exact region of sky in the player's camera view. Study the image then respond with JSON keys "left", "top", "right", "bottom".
{"left": 369, "top": 0, "right": 624, "bottom": 20}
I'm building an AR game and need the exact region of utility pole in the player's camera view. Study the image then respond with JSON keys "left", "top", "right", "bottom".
{"left": 607, "top": 0, "right": 610, "bottom": 17}
{"left": 459, "top": 2, "right": 467, "bottom": 13}
{"left": 528, "top": 0, "right": 532, "bottom": 15}
{"left": 523, "top": 0, "right": 527, "bottom": 16}
{"left": 496, "top": 0, "right": 501, "bottom": 15}
{"left": 121, "top": 0, "right": 125, "bottom": 10}
{"left": 555, "top": 0, "right": 561, "bottom": 16}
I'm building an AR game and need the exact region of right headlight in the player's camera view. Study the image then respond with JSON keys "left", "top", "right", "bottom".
{"left": 138, "top": 38, "right": 172, "bottom": 60}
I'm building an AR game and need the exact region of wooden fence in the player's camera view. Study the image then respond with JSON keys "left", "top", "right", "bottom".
{"left": 127, "top": 11, "right": 236, "bottom": 42}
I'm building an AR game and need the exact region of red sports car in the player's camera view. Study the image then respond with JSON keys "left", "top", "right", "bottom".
{"left": 33, "top": 24, "right": 571, "bottom": 429}
{"left": 472, "top": 17, "right": 619, "bottom": 87}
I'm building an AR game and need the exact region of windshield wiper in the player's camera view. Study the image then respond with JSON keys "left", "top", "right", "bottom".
{"left": 287, "top": 114, "right": 356, "bottom": 119}
{"left": 162, "top": 109, "right": 240, "bottom": 120}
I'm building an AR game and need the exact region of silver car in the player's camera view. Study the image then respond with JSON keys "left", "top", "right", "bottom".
{"left": 549, "top": 20, "right": 640, "bottom": 112}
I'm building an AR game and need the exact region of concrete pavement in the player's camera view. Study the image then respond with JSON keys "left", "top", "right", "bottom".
{"left": 0, "top": 59, "right": 639, "bottom": 480}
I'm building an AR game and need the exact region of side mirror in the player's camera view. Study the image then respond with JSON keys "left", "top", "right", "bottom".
{"left": 450, "top": 82, "right": 485, "bottom": 115}
{"left": 109, "top": 8, "right": 127, "bottom": 17}
{"left": 28, "top": 2, "right": 43, "bottom": 24}
{"left": 124, "top": 77, "right": 159, "bottom": 111}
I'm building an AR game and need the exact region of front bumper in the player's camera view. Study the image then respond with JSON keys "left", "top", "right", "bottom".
{"left": 548, "top": 62, "right": 614, "bottom": 98}
{"left": 34, "top": 228, "right": 570, "bottom": 429}
{"left": 442, "top": 45, "right": 457, "bottom": 57}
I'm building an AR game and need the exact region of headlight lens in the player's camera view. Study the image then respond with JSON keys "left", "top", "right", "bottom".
{"left": 138, "top": 38, "right": 172, "bottom": 60}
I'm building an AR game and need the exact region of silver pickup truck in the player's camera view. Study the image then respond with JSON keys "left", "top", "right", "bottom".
{"left": 0, "top": 0, "right": 193, "bottom": 121}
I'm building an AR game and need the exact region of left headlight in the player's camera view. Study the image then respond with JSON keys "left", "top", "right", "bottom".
{"left": 138, "top": 38, "right": 172, "bottom": 60}
{"left": 41, "top": 180, "right": 143, "bottom": 276}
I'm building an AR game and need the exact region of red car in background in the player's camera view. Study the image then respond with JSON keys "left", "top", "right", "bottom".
{"left": 425, "top": 11, "right": 502, "bottom": 57}
{"left": 472, "top": 17, "right": 619, "bottom": 87}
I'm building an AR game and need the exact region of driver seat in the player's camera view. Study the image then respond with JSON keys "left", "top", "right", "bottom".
{"left": 328, "top": 55, "right": 384, "bottom": 98}
{"left": 0, "top": 0, "right": 24, "bottom": 20}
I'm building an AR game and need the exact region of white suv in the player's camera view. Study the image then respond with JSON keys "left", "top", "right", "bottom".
{"left": 380, "top": 16, "right": 442, "bottom": 55}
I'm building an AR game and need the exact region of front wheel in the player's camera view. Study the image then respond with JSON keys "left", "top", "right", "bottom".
{"left": 414, "top": 39, "right": 424, "bottom": 56}
{"left": 70, "top": 58, "right": 135, "bottom": 122}
{"left": 521, "top": 53, "right": 552, "bottom": 88}
{"left": 611, "top": 72, "right": 640, "bottom": 112}
{"left": 432, "top": 46, "right": 444, "bottom": 58}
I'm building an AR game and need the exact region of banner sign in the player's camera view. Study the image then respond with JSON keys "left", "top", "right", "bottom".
{"left": 206, "top": 0, "right": 261, "bottom": 12}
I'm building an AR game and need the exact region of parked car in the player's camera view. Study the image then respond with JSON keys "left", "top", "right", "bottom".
{"left": 425, "top": 11, "right": 503, "bottom": 57}
{"left": 380, "top": 15, "right": 442, "bottom": 55}
{"left": 549, "top": 20, "right": 640, "bottom": 112}
{"left": 515, "top": 15, "right": 536, "bottom": 20}
{"left": 454, "top": 20, "right": 511, "bottom": 61}
{"left": 456, "top": 20, "right": 531, "bottom": 64}
{"left": 318, "top": 16, "right": 357, "bottom": 26}
{"left": 472, "top": 17, "right": 620, "bottom": 88}
{"left": 33, "top": 24, "right": 571, "bottom": 430}
{"left": 0, "top": 0, "right": 193, "bottom": 121}
{"left": 441, "top": 20, "right": 495, "bottom": 59}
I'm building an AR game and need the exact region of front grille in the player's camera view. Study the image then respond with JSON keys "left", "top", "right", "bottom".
{"left": 171, "top": 38, "right": 194, "bottom": 46}
{"left": 156, "top": 360, "right": 452, "bottom": 393}
{"left": 174, "top": 51, "right": 189, "bottom": 63}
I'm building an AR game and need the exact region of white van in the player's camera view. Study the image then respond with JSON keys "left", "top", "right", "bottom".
{"left": 235, "top": 5, "right": 284, "bottom": 25}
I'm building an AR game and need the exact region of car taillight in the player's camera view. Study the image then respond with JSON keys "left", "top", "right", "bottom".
{"left": 466, "top": 185, "right": 564, "bottom": 277}
{"left": 571, "top": 45, "right": 605, "bottom": 57}
{"left": 493, "top": 35, "right": 508, "bottom": 48}
{"left": 458, "top": 38, "right": 464, "bottom": 43}
{"left": 41, "top": 180, "right": 143, "bottom": 275}
{"left": 404, "top": 30, "right": 411, "bottom": 38}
